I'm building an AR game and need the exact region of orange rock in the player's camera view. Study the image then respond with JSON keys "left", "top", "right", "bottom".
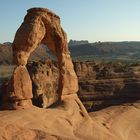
{"left": 4, "top": 7, "right": 78, "bottom": 109}
{"left": 13, "top": 7, "right": 78, "bottom": 96}
{"left": 6, "top": 66, "right": 32, "bottom": 100}
{"left": 2, "top": 66, "right": 33, "bottom": 109}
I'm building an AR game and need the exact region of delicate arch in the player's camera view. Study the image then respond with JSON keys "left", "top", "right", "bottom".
{"left": 10, "top": 8, "right": 78, "bottom": 106}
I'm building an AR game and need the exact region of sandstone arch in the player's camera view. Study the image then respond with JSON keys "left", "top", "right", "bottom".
{"left": 3, "top": 8, "right": 78, "bottom": 109}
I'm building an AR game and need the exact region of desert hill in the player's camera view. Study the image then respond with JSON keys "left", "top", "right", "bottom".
{"left": 0, "top": 102, "right": 139, "bottom": 140}
{"left": 0, "top": 43, "right": 48, "bottom": 64}
{"left": 69, "top": 41, "right": 140, "bottom": 61}
{"left": 1, "top": 41, "right": 140, "bottom": 64}
{"left": 0, "top": 43, "right": 12, "bottom": 64}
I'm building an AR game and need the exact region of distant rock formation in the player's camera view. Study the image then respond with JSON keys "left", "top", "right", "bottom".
{"left": 0, "top": 44, "right": 13, "bottom": 65}
{"left": 69, "top": 39, "right": 89, "bottom": 46}
{"left": 2, "top": 41, "right": 140, "bottom": 64}
{"left": 2, "top": 8, "right": 80, "bottom": 110}
{"left": 0, "top": 43, "right": 49, "bottom": 65}
{"left": 76, "top": 61, "right": 140, "bottom": 111}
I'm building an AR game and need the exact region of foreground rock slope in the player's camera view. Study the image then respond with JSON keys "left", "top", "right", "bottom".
{"left": 0, "top": 102, "right": 139, "bottom": 140}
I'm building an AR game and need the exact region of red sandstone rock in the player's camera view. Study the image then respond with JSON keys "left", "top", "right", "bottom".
{"left": 13, "top": 7, "right": 78, "bottom": 96}
{"left": 2, "top": 66, "right": 32, "bottom": 109}
{"left": 3, "top": 7, "right": 78, "bottom": 109}
{"left": 6, "top": 66, "right": 32, "bottom": 100}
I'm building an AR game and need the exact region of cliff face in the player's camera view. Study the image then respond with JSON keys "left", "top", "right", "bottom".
{"left": 76, "top": 61, "right": 140, "bottom": 111}
{"left": 27, "top": 60, "right": 140, "bottom": 111}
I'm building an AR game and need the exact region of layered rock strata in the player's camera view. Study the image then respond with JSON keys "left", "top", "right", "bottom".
{"left": 75, "top": 61, "right": 140, "bottom": 111}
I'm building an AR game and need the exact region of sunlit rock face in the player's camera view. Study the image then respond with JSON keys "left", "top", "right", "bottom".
{"left": 2, "top": 7, "right": 78, "bottom": 109}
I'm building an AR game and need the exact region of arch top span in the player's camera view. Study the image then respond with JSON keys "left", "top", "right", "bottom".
{"left": 27, "top": 7, "right": 60, "bottom": 19}
{"left": 13, "top": 7, "right": 68, "bottom": 66}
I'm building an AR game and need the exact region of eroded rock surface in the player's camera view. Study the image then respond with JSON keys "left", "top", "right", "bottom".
{"left": 27, "top": 60, "right": 59, "bottom": 107}
{"left": 2, "top": 7, "right": 78, "bottom": 109}
{"left": 0, "top": 102, "right": 139, "bottom": 140}
{"left": 2, "top": 66, "right": 32, "bottom": 109}
{"left": 12, "top": 7, "right": 78, "bottom": 96}
{"left": 76, "top": 61, "right": 140, "bottom": 111}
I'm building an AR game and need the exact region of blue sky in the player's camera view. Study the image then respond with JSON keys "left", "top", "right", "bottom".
{"left": 0, "top": 0, "right": 140, "bottom": 43}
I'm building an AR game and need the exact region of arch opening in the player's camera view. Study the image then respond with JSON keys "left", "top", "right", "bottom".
{"left": 28, "top": 43, "right": 59, "bottom": 108}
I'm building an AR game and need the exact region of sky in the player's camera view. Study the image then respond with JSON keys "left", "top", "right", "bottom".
{"left": 0, "top": 0, "right": 140, "bottom": 43}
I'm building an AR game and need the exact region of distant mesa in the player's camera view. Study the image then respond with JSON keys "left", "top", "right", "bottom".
{"left": 69, "top": 39, "right": 89, "bottom": 46}
{"left": 3, "top": 42, "right": 12, "bottom": 46}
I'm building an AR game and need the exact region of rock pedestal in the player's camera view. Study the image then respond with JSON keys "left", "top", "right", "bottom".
{"left": 2, "top": 66, "right": 33, "bottom": 109}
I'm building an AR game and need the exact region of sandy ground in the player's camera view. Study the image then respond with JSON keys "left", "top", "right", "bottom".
{"left": 0, "top": 100, "right": 139, "bottom": 140}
